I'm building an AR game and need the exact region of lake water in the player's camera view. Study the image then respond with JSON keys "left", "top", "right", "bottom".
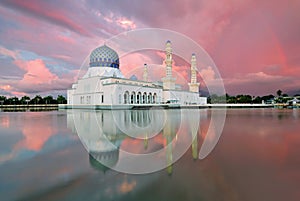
{"left": 0, "top": 108, "right": 299, "bottom": 201}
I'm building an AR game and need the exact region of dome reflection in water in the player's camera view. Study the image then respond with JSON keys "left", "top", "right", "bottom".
{"left": 67, "top": 109, "right": 206, "bottom": 174}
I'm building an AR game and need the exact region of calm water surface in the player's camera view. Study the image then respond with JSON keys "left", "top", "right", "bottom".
{"left": 0, "top": 108, "right": 299, "bottom": 201}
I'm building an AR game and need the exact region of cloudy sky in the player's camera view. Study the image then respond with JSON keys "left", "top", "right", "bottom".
{"left": 0, "top": 0, "right": 299, "bottom": 97}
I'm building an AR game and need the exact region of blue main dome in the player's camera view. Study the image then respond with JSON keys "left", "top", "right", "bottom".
{"left": 89, "top": 45, "right": 119, "bottom": 68}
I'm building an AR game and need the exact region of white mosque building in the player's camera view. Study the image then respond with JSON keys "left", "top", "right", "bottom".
{"left": 64, "top": 40, "right": 207, "bottom": 109}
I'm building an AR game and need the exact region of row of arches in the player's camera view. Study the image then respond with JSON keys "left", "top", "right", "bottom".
{"left": 124, "top": 91, "right": 157, "bottom": 104}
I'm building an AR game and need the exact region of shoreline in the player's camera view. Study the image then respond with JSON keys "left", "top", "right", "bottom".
{"left": 58, "top": 103, "right": 276, "bottom": 110}
{"left": 0, "top": 104, "right": 58, "bottom": 112}
{"left": 1, "top": 103, "right": 299, "bottom": 112}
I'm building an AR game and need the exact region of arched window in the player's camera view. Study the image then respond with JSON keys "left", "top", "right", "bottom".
{"left": 131, "top": 92, "right": 136, "bottom": 104}
{"left": 148, "top": 93, "right": 152, "bottom": 104}
{"left": 137, "top": 92, "right": 141, "bottom": 104}
{"left": 124, "top": 91, "right": 129, "bottom": 104}
{"left": 142, "top": 92, "right": 147, "bottom": 104}
{"left": 153, "top": 93, "right": 157, "bottom": 104}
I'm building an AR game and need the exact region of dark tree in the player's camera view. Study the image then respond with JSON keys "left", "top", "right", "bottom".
{"left": 261, "top": 94, "right": 274, "bottom": 102}
{"left": 56, "top": 95, "right": 67, "bottom": 104}
{"left": 238, "top": 95, "right": 252, "bottom": 103}
{"left": 6, "top": 97, "right": 20, "bottom": 105}
{"left": 20, "top": 96, "right": 30, "bottom": 104}
{"left": 30, "top": 95, "right": 43, "bottom": 104}
{"left": 0, "top": 96, "right": 6, "bottom": 105}
{"left": 226, "top": 94, "right": 237, "bottom": 103}
{"left": 276, "top": 90, "right": 282, "bottom": 97}
{"left": 209, "top": 94, "right": 226, "bottom": 103}
{"left": 43, "top": 95, "right": 56, "bottom": 104}
{"left": 253, "top": 96, "right": 262, "bottom": 104}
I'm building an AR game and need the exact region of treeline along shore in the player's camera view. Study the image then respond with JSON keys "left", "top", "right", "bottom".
{"left": 0, "top": 95, "right": 67, "bottom": 105}
{"left": 0, "top": 95, "right": 66, "bottom": 111}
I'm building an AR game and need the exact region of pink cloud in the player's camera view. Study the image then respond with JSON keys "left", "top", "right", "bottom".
{"left": 56, "top": 34, "right": 76, "bottom": 45}
{"left": 224, "top": 72, "right": 296, "bottom": 95}
{"left": 200, "top": 66, "right": 216, "bottom": 82}
{"left": 14, "top": 59, "right": 58, "bottom": 85}
{"left": 0, "top": 0, "right": 90, "bottom": 36}
{"left": 0, "top": 46, "right": 17, "bottom": 59}
{"left": 0, "top": 45, "right": 77, "bottom": 95}
{"left": 116, "top": 18, "right": 137, "bottom": 30}
{"left": 0, "top": 84, "right": 12, "bottom": 91}
{"left": 10, "top": 61, "right": 77, "bottom": 95}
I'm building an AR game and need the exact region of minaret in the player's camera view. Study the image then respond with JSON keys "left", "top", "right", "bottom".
{"left": 162, "top": 40, "right": 176, "bottom": 90}
{"left": 165, "top": 40, "right": 173, "bottom": 77}
{"left": 143, "top": 63, "right": 148, "bottom": 82}
{"left": 188, "top": 53, "right": 200, "bottom": 92}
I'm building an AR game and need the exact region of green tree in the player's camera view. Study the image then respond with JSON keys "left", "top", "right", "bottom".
{"left": 226, "top": 94, "right": 237, "bottom": 103}
{"left": 56, "top": 95, "right": 67, "bottom": 104}
{"left": 237, "top": 95, "right": 252, "bottom": 103}
{"left": 261, "top": 94, "right": 274, "bottom": 103}
{"left": 20, "top": 96, "right": 30, "bottom": 105}
{"left": 253, "top": 96, "right": 262, "bottom": 104}
{"left": 207, "top": 96, "right": 211, "bottom": 104}
{"left": 282, "top": 93, "right": 289, "bottom": 97}
{"left": 0, "top": 96, "right": 6, "bottom": 105}
{"left": 30, "top": 95, "right": 43, "bottom": 104}
{"left": 276, "top": 89, "right": 282, "bottom": 97}
{"left": 209, "top": 94, "right": 226, "bottom": 104}
{"left": 43, "top": 95, "right": 56, "bottom": 104}
{"left": 6, "top": 97, "right": 20, "bottom": 105}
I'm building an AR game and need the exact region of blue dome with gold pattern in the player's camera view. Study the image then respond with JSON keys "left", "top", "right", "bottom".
{"left": 89, "top": 45, "right": 119, "bottom": 68}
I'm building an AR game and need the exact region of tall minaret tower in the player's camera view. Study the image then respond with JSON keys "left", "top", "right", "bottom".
{"left": 143, "top": 63, "right": 148, "bottom": 82}
{"left": 188, "top": 53, "right": 200, "bottom": 92}
{"left": 162, "top": 40, "right": 176, "bottom": 90}
{"left": 165, "top": 40, "right": 173, "bottom": 77}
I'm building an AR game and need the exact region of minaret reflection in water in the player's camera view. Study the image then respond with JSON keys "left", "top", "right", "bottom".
{"left": 67, "top": 109, "right": 206, "bottom": 174}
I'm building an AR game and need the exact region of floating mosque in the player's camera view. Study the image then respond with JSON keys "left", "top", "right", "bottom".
{"left": 64, "top": 41, "right": 207, "bottom": 109}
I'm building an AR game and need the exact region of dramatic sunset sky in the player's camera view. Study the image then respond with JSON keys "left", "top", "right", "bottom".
{"left": 0, "top": 0, "right": 299, "bottom": 97}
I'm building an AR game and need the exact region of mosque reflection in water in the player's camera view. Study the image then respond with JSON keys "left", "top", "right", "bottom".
{"left": 67, "top": 109, "right": 207, "bottom": 174}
